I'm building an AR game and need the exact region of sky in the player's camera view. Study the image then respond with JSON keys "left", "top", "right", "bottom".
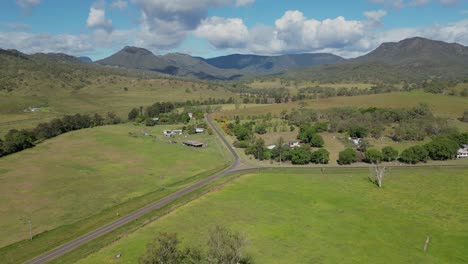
{"left": 0, "top": 0, "right": 467, "bottom": 60}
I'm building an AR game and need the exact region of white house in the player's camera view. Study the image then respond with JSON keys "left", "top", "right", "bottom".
{"left": 188, "top": 112, "right": 193, "bottom": 119}
{"left": 195, "top": 128, "right": 205, "bottom": 133}
{"left": 457, "top": 144, "right": 468, "bottom": 159}
{"left": 163, "top": 130, "right": 173, "bottom": 136}
{"left": 172, "top": 130, "right": 183, "bottom": 135}
{"left": 289, "top": 141, "right": 300, "bottom": 148}
{"left": 267, "top": 145, "right": 276, "bottom": 150}
{"left": 163, "top": 129, "right": 183, "bottom": 136}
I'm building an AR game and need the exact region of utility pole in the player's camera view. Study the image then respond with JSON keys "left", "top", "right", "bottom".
{"left": 24, "top": 219, "right": 32, "bottom": 241}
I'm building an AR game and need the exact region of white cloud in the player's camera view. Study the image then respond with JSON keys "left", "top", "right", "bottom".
{"left": 195, "top": 17, "right": 249, "bottom": 48}
{"left": 131, "top": 0, "right": 250, "bottom": 50}
{"left": 363, "top": 10, "right": 387, "bottom": 26}
{"left": 86, "top": 2, "right": 113, "bottom": 32}
{"left": 235, "top": 0, "right": 255, "bottom": 7}
{"left": 370, "top": 0, "right": 461, "bottom": 8}
{"left": 0, "top": 31, "right": 93, "bottom": 55}
{"left": 193, "top": 9, "right": 468, "bottom": 58}
{"left": 111, "top": 0, "right": 128, "bottom": 10}
{"left": 16, "top": 0, "right": 41, "bottom": 14}
{"left": 4, "top": 22, "right": 31, "bottom": 31}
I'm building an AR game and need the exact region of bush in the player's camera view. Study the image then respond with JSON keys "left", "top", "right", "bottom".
{"left": 365, "top": 148, "right": 383, "bottom": 163}
{"left": 290, "top": 147, "right": 311, "bottom": 165}
{"left": 400, "top": 145, "right": 429, "bottom": 164}
{"left": 255, "top": 123, "right": 267, "bottom": 134}
{"left": 309, "top": 133, "right": 324, "bottom": 147}
{"left": 424, "top": 137, "right": 459, "bottom": 160}
{"left": 338, "top": 148, "right": 357, "bottom": 165}
{"left": 382, "top": 146, "right": 399, "bottom": 161}
{"left": 311, "top": 148, "right": 330, "bottom": 164}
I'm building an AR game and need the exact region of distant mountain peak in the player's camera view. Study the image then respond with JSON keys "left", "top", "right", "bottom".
{"left": 121, "top": 46, "right": 154, "bottom": 55}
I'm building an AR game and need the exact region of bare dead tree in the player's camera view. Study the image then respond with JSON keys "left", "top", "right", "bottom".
{"left": 370, "top": 164, "right": 388, "bottom": 188}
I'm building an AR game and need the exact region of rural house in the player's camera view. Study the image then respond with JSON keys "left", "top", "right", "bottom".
{"left": 457, "top": 144, "right": 468, "bottom": 158}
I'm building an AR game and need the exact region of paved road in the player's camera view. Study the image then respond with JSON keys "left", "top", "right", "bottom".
{"left": 24, "top": 114, "right": 468, "bottom": 263}
{"left": 24, "top": 114, "right": 244, "bottom": 264}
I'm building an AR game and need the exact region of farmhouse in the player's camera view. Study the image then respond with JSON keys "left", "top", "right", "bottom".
{"left": 289, "top": 141, "right": 300, "bottom": 148}
{"left": 183, "top": 141, "right": 205, "bottom": 147}
{"left": 195, "top": 128, "right": 205, "bottom": 133}
{"left": 457, "top": 144, "right": 468, "bottom": 159}
{"left": 163, "top": 130, "right": 184, "bottom": 136}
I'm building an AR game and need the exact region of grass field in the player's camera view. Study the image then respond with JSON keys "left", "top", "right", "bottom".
{"left": 0, "top": 123, "right": 230, "bottom": 248}
{"left": 77, "top": 167, "right": 468, "bottom": 264}
{"left": 0, "top": 77, "right": 238, "bottom": 136}
{"left": 214, "top": 91, "right": 468, "bottom": 121}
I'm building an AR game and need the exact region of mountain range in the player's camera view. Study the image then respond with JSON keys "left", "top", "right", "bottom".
{"left": 1, "top": 37, "right": 467, "bottom": 85}
{"left": 96, "top": 47, "right": 344, "bottom": 80}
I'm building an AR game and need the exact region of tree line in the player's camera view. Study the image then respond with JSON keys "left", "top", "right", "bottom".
{"left": 140, "top": 226, "right": 252, "bottom": 264}
{"left": 0, "top": 112, "right": 121, "bottom": 158}
{"left": 337, "top": 132, "right": 467, "bottom": 165}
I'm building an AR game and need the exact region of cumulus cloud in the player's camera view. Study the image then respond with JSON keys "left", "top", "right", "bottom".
{"left": 0, "top": 31, "right": 93, "bottom": 55}
{"left": 195, "top": 17, "right": 249, "bottom": 48}
{"left": 193, "top": 9, "right": 468, "bottom": 58}
{"left": 195, "top": 10, "right": 370, "bottom": 55}
{"left": 86, "top": 2, "right": 113, "bottom": 32}
{"left": 111, "top": 0, "right": 128, "bottom": 10}
{"left": 235, "top": 0, "right": 255, "bottom": 6}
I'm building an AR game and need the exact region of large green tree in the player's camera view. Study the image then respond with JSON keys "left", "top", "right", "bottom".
{"left": 338, "top": 148, "right": 357, "bottom": 165}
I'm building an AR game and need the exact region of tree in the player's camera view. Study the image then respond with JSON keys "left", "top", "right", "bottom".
{"left": 2, "top": 129, "right": 35, "bottom": 154}
{"left": 309, "top": 133, "right": 324, "bottom": 147}
{"left": 207, "top": 226, "right": 247, "bottom": 264}
{"left": 365, "top": 148, "right": 383, "bottom": 163}
{"left": 348, "top": 126, "right": 368, "bottom": 138}
{"left": 424, "top": 137, "right": 459, "bottom": 160}
{"left": 255, "top": 123, "right": 267, "bottom": 134}
{"left": 277, "top": 137, "right": 285, "bottom": 165}
{"left": 370, "top": 164, "right": 387, "bottom": 188}
{"left": 128, "top": 108, "right": 139, "bottom": 121}
{"left": 382, "top": 146, "right": 399, "bottom": 161}
{"left": 290, "top": 146, "right": 311, "bottom": 165}
{"left": 338, "top": 148, "right": 357, "bottom": 165}
{"left": 139, "top": 232, "right": 182, "bottom": 264}
{"left": 311, "top": 148, "right": 330, "bottom": 164}
{"left": 298, "top": 125, "right": 317, "bottom": 143}
{"left": 400, "top": 145, "right": 429, "bottom": 164}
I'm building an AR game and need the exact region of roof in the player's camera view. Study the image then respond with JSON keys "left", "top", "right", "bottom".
{"left": 183, "top": 141, "right": 205, "bottom": 147}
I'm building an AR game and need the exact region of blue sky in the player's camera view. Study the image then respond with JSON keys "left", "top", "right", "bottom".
{"left": 1, "top": 0, "right": 467, "bottom": 60}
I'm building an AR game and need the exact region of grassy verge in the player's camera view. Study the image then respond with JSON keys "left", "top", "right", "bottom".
{"left": 48, "top": 170, "right": 244, "bottom": 264}
{"left": 0, "top": 166, "right": 228, "bottom": 264}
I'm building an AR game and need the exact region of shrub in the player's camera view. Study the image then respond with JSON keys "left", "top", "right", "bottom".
{"left": 311, "top": 148, "right": 330, "bottom": 164}
{"left": 290, "top": 147, "right": 311, "bottom": 165}
{"left": 382, "top": 146, "right": 399, "bottom": 161}
{"left": 424, "top": 137, "right": 459, "bottom": 160}
{"left": 338, "top": 148, "right": 357, "bottom": 165}
{"left": 400, "top": 145, "right": 429, "bottom": 164}
{"left": 365, "top": 148, "right": 383, "bottom": 163}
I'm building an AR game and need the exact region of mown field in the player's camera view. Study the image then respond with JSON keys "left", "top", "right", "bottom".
{"left": 0, "top": 77, "right": 237, "bottom": 136}
{"left": 77, "top": 167, "right": 468, "bottom": 264}
{"left": 0, "top": 123, "right": 230, "bottom": 248}
{"left": 215, "top": 91, "right": 468, "bottom": 121}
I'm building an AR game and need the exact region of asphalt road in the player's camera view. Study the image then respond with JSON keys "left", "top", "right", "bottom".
{"left": 24, "top": 114, "right": 243, "bottom": 264}
{"left": 24, "top": 114, "right": 468, "bottom": 263}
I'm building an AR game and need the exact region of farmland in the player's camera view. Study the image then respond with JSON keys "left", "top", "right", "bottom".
{"left": 0, "top": 123, "right": 230, "bottom": 249}
{"left": 77, "top": 167, "right": 468, "bottom": 264}
{"left": 0, "top": 77, "right": 238, "bottom": 136}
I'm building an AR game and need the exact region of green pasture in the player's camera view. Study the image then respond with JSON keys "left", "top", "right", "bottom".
{"left": 78, "top": 167, "right": 468, "bottom": 264}
{"left": 0, "top": 123, "right": 229, "bottom": 249}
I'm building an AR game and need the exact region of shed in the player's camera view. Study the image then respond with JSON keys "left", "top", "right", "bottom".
{"left": 183, "top": 141, "right": 205, "bottom": 147}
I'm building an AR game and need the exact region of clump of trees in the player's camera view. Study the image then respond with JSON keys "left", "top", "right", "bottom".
{"left": 139, "top": 226, "right": 252, "bottom": 264}
{"left": 338, "top": 148, "right": 357, "bottom": 165}
{"left": 0, "top": 112, "right": 121, "bottom": 158}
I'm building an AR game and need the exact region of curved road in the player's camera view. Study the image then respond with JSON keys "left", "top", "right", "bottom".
{"left": 25, "top": 114, "right": 467, "bottom": 263}
{"left": 25, "top": 114, "right": 244, "bottom": 264}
